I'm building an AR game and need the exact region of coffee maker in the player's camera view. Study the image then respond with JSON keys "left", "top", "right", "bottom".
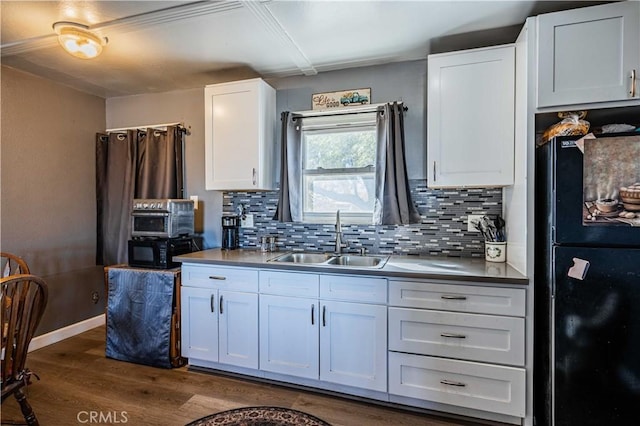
{"left": 221, "top": 214, "right": 240, "bottom": 250}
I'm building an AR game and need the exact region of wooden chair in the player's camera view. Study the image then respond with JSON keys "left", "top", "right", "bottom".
{"left": 1, "top": 274, "right": 48, "bottom": 426}
{"left": 1, "top": 252, "right": 30, "bottom": 277}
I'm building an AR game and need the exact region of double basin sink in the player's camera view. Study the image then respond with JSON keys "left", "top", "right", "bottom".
{"left": 269, "top": 252, "right": 389, "bottom": 269}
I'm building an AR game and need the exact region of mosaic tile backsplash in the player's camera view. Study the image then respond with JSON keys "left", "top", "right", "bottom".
{"left": 223, "top": 179, "right": 502, "bottom": 258}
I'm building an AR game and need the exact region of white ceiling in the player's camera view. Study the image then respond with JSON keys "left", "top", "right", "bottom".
{"left": 1, "top": 0, "right": 609, "bottom": 98}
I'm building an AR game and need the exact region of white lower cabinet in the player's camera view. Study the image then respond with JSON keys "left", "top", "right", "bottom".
{"left": 181, "top": 286, "right": 218, "bottom": 362}
{"left": 180, "top": 265, "right": 259, "bottom": 369}
{"left": 258, "top": 270, "right": 388, "bottom": 392}
{"left": 320, "top": 300, "right": 387, "bottom": 392}
{"left": 259, "top": 294, "right": 319, "bottom": 379}
{"left": 388, "top": 352, "right": 526, "bottom": 418}
{"left": 181, "top": 263, "right": 529, "bottom": 423}
{"left": 388, "top": 279, "right": 527, "bottom": 419}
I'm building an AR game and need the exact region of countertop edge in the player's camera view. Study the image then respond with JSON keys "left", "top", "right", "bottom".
{"left": 175, "top": 249, "right": 529, "bottom": 285}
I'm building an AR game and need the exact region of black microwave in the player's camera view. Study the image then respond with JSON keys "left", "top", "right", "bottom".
{"left": 128, "top": 237, "right": 194, "bottom": 269}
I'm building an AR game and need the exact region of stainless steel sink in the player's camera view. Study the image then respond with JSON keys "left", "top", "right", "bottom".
{"left": 269, "top": 252, "right": 389, "bottom": 268}
{"left": 326, "top": 255, "right": 388, "bottom": 268}
{"left": 270, "top": 252, "right": 334, "bottom": 264}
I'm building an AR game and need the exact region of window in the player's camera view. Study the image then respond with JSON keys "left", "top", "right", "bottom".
{"left": 300, "top": 112, "right": 377, "bottom": 223}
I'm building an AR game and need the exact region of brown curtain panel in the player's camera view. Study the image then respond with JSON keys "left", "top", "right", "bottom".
{"left": 96, "top": 126, "right": 184, "bottom": 265}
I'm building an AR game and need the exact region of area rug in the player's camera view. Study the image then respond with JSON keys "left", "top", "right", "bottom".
{"left": 186, "top": 406, "right": 332, "bottom": 426}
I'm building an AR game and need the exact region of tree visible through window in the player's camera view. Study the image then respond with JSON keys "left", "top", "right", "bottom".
{"left": 301, "top": 114, "right": 377, "bottom": 223}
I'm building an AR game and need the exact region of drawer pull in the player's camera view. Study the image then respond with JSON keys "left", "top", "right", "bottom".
{"left": 209, "top": 275, "right": 227, "bottom": 280}
{"left": 440, "top": 295, "right": 467, "bottom": 300}
{"left": 440, "top": 333, "right": 467, "bottom": 339}
{"left": 440, "top": 379, "right": 467, "bottom": 387}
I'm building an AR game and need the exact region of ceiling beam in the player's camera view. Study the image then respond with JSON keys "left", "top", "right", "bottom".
{"left": 240, "top": 0, "right": 317, "bottom": 76}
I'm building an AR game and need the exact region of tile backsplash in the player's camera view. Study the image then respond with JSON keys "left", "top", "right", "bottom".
{"left": 223, "top": 179, "right": 502, "bottom": 258}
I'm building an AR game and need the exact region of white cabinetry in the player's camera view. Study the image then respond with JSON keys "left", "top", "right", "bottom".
{"left": 204, "top": 78, "right": 276, "bottom": 190}
{"left": 427, "top": 45, "right": 515, "bottom": 188}
{"left": 180, "top": 265, "right": 259, "bottom": 369}
{"left": 388, "top": 280, "right": 526, "bottom": 418}
{"left": 258, "top": 270, "right": 387, "bottom": 392}
{"left": 537, "top": 1, "right": 640, "bottom": 107}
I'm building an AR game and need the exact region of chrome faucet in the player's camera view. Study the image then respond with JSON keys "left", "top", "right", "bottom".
{"left": 334, "top": 210, "right": 345, "bottom": 254}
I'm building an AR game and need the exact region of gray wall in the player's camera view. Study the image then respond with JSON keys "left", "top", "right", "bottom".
{"left": 1, "top": 66, "right": 106, "bottom": 335}
{"left": 269, "top": 60, "right": 427, "bottom": 179}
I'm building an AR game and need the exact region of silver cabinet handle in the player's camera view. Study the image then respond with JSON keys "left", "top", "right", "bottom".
{"left": 210, "top": 294, "right": 215, "bottom": 313}
{"left": 433, "top": 161, "right": 436, "bottom": 182}
{"left": 441, "top": 333, "right": 467, "bottom": 339}
{"left": 631, "top": 69, "right": 637, "bottom": 97}
{"left": 209, "top": 276, "right": 226, "bottom": 280}
{"left": 252, "top": 168, "right": 257, "bottom": 185}
{"left": 440, "top": 379, "right": 466, "bottom": 387}
{"left": 441, "top": 295, "right": 467, "bottom": 300}
{"left": 311, "top": 304, "right": 315, "bottom": 325}
{"left": 219, "top": 294, "right": 223, "bottom": 314}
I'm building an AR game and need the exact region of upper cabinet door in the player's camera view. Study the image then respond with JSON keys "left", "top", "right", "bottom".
{"left": 427, "top": 45, "right": 515, "bottom": 188}
{"left": 204, "top": 78, "right": 276, "bottom": 191}
{"left": 537, "top": 1, "right": 640, "bottom": 108}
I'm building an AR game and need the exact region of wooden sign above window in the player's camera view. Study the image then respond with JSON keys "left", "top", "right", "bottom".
{"left": 311, "top": 88, "right": 371, "bottom": 110}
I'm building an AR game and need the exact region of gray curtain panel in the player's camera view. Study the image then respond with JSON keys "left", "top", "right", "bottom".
{"left": 373, "top": 103, "right": 421, "bottom": 225}
{"left": 274, "top": 111, "right": 303, "bottom": 222}
{"left": 96, "top": 126, "right": 184, "bottom": 265}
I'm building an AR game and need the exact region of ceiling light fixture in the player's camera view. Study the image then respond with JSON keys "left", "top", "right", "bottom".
{"left": 52, "top": 21, "right": 107, "bottom": 59}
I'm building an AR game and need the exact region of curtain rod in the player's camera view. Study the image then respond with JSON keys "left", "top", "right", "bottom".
{"left": 106, "top": 122, "right": 191, "bottom": 135}
{"left": 291, "top": 102, "right": 407, "bottom": 119}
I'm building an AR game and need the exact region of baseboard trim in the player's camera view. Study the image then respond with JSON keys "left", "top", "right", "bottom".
{"left": 29, "top": 314, "right": 105, "bottom": 352}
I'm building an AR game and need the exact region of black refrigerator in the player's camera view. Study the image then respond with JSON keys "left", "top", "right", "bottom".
{"left": 535, "top": 134, "right": 640, "bottom": 426}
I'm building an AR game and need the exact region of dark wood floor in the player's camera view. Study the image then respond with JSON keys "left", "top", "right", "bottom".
{"left": 2, "top": 326, "right": 491, "bottom": 426}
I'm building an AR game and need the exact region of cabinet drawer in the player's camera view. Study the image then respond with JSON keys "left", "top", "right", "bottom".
{"left": 388, "top": 352, "right": 525, "bottom": 418}
{"left": 389, "top": 280, "right": 525, "bottom": 317}
{"left": 320, "top": 275, "right": 387, "bottom": 303}
{"left": 388, "top": 308, "right": 524, "bottom": 366}
{"left": 182, "top": 264, "right": 258, "bottom": 292}
{"left": 259, "top": 270, "right": 319, "bottom": 297}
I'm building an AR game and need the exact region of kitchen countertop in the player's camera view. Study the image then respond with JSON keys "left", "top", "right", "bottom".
{"left": 175, "top": 249, "right": 528, "bottom": 285}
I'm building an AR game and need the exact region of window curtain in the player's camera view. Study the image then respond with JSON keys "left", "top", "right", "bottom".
{"left": 273, "top": 111, "right": 303, "bottom": 222}
{"left": 373, "top": 102, "right": 421, "bottom": 225}
{"left": 96, "top": 126, "right": 184, "bottom": 265}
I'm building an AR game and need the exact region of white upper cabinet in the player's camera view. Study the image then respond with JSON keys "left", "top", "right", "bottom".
{"left": 427, "top": 45, "right": 515, "bottom": 188}
{"left": 537, "top": 1, "right": 640, "bottom": 107}
{"left": 204, "top": 78, "right": 276, "bottom": 190}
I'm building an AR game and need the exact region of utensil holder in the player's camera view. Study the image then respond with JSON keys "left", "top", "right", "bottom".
{"left": 485, "top": 241, "right": 506, "bottom": 263}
